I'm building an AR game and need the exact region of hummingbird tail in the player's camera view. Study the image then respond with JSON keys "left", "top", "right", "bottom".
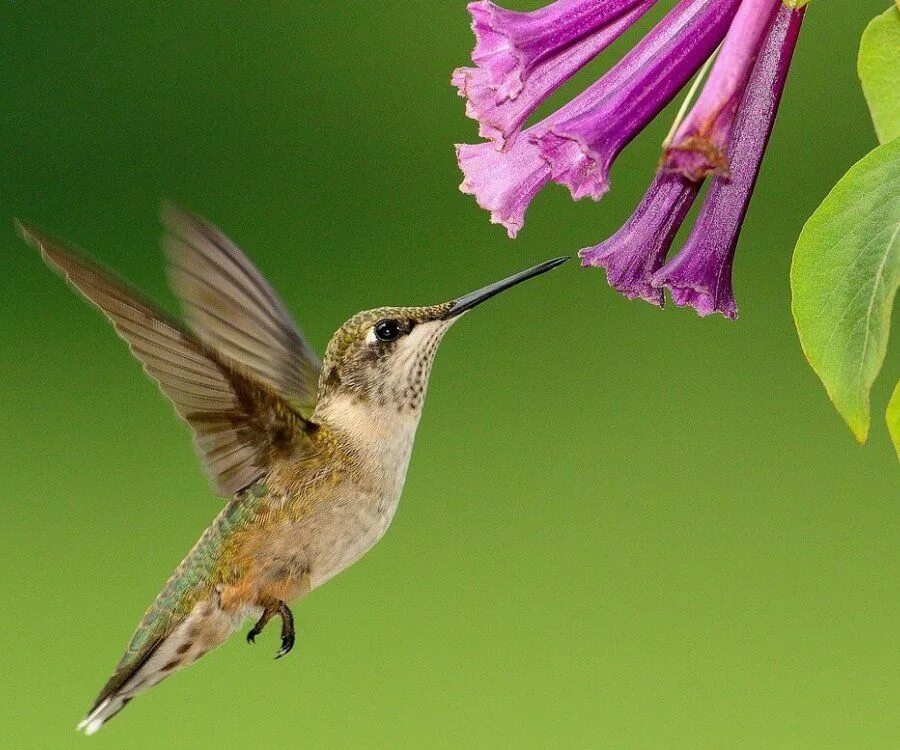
{"left": 77, "top": 597, "right": 247, "bottom": 735}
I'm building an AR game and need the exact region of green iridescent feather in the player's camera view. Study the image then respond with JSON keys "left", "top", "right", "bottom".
{"left": 92, "top": 492, "right": 262, "bottom": 707}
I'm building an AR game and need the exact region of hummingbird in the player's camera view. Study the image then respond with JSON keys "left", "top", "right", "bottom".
{"left": 16, "top": 207, "right": 568, "bottom": 735}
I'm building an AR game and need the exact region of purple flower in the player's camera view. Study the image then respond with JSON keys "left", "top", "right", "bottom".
{"left": 458, "top": 0, "right": 738, "bottom": 235}
{"left": 453, "top": 0, "right": 807, "bottom": 317}
{"left": 456, "top": 135, "right": 550, "bottom": 238}
{"left": 662, "top": 0, "right": 781, "bottom": 180}
{"left": 652, "top": 2, "right": 805, "bottom": 317}
{"left": 452, "top": 0, "right": 657, "bottom": 149}
{"left": 536, "top": 0, "right": 741, "bottom": 201}
{"left": 462, "top": 0, "right": 654, "bottom": 101}
{"left": 579, "top": 171, "right": 701, "bottom": 305}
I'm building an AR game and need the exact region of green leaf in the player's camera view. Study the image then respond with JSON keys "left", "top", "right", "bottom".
{"left": 791, "top": 137, "right": 900, "bottom": 443}
{"left": 887, "top": 381, "right": 900, "bottom": 460}
{"left": 858, "top": 6, "right": 900, "bottom": 144}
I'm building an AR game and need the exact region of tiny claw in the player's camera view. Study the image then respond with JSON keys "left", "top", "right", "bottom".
{"left": 275, "top": 633, "right": 295, "bottom": 659}
{"left": 246, "top": 603, "right": 277, "bottom": 647}
{"left": 274, "top": 600, "right": 295, "bottom": 659}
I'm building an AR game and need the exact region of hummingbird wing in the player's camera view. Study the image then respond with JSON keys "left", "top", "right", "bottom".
{"left": 19, "top": 222, "right": 314, "bottom": 497}
{"left": 162, "top": 205, "right": 321, "bottom": 418}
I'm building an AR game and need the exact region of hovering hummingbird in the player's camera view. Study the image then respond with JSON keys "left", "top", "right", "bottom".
{"left": 17, "top": 207, "right": 567, "bottom": 735}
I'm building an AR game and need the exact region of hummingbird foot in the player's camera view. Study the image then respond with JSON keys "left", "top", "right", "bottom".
{"left": 246, "top": 600, "right": 296, "bottom": 658}
{"left": 275, "top": 601, "right": 295, "bottom": 659}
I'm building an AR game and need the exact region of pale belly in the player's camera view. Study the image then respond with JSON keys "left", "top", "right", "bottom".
{"left": 305, "top": 487, "right": 404, "bottom": 589}
{"left": 265, "top": 398, "right": 420, "bottom": 594}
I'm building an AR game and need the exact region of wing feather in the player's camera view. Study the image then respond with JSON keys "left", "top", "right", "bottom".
{"left": 162, "top": 206, "right": 321, "bottom": 417}
{"left": 18, "top": 222, "right": 313, "bottom": 497}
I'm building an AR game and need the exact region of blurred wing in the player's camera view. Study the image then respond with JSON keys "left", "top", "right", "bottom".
{"left": 162, "top": 205, "right": 320, "bottom": 418}
{"left": 19, "top": 222, "right": 314, "bottom": 497}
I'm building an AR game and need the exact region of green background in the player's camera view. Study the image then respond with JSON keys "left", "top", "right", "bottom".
{"left": 0, "top": 1, "right": 896, "bottom": 747}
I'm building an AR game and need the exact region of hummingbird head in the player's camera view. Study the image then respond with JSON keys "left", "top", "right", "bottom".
{"left": 315, "top": 257, "right": 569, "bottom": 415}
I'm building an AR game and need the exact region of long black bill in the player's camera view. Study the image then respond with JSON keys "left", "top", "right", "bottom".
{"left": 440, "top": 256, "right": 570, "bottom": 320}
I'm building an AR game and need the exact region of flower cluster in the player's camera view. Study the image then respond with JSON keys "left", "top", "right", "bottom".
{"left": 453, "top": 0, "right": 807, "bottom": 318}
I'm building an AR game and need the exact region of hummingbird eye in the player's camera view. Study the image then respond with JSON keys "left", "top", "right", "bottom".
{"left": 373, "top": 319, "right": 401, "bottom": 342}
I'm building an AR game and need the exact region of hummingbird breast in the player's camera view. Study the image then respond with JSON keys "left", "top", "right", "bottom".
{"left": 302, "top": 475, "right": 404, "bottom": 590}
{"left": 258, "top": 397, "right": 422, "bottom": 593}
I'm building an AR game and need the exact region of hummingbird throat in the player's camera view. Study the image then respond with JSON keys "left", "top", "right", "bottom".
{"left": 317, "top": 319, "right": 453, "bottom": 414}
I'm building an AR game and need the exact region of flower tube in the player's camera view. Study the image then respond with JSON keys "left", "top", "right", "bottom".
{"left": 662, "top": 0, "right": 781, "bottom": 180}
{"left": 651, "top": 2, "right": 806, "bottom": 317}
{"left": 579, "top": 171, "right": 701, "bottom": 305}
{"left": 453, "top": 0, "right": 657, "bottom": 149}
{"left": 458, "top": 0, "right": 739, "bottom": 235}
{"left": 535, "top": 0, "right": 742, "bottom": 201}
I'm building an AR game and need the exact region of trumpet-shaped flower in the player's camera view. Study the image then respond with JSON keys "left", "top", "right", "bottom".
{"left": 662, "top": 0, "right": 781, "bottom": 180}
{"left": 457, "top": 135, "right": 551, "bottom": 237}
{"left": 452, "top": 0, "right": 657, "bottom": 148}
{"left": 458, "top": 0, "right": 739, "bottom": 235}
{"left": 536, "top": 0, "right": 741, "bottom": 201}
{"left": 453, "top": 0, "right": 808, "bottom": 317}
{"left": 579, "top": 171, "right": 700, "bottom": 305}
{"left": 463, "top": 0, "right": 654, "bottom": 100}
{"left": 652, "top": 2, "right": 805, "bottom": 317}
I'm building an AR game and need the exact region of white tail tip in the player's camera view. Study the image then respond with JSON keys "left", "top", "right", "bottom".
{"left": 77, "top": 698, "right": 112, "bottom": 735}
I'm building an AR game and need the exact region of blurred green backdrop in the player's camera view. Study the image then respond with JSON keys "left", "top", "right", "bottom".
{"left": 0, "top": 1, "right": 897, "bottom": 748}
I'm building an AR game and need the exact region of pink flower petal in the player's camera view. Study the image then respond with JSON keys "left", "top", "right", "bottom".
{"left": 453, "top": 0, "right": 656, "bottom": 149}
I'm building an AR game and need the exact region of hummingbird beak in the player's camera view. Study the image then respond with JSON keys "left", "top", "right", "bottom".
{"left": 440, "top": 256, "right": 570, "bottom": 320}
